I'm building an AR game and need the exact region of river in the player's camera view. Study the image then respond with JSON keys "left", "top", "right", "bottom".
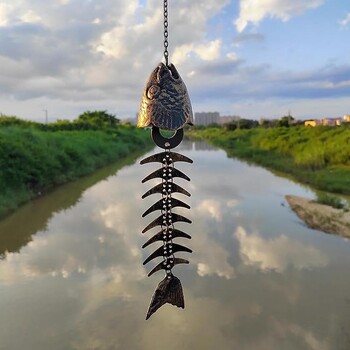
{"left": 0, "top": 140, "right": 349, "bottom": 350}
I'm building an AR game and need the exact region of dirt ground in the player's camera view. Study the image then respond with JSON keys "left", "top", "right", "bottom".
{"left": 286, "top": 195, "right": 350, "bottom": 239}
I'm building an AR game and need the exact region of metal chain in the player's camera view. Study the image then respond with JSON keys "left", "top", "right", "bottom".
{"left": 163, "top": 0, "right": 169, "bottom": 66}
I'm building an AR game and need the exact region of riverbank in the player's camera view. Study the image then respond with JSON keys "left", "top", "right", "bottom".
{"left": 190, "top": 127, "right": 350, "bottom": 195}
{"left": 286, "top": 195, "right": 350, "bottom": 238}
{"left": 0, "top": 125, "right": 152, "bottom": 219}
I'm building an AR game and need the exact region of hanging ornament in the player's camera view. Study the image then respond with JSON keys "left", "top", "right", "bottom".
{"left": 137, "top": 0, "right": 193, "bottom": 320}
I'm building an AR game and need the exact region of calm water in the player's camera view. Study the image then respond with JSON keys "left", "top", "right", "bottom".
{"left": 0, "top": 140, "right": 350, "bottom": 350}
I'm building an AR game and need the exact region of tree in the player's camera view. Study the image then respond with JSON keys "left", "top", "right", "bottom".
{"left": 50, "top": 119, "right": 74, "bottom": 130}
{"left": 76, "top": 111, "right": 120, "bottom": 128}
{"left": 259, "top": 119, "right": 271, "bottom": 128}
{"left": 224, "top": 121, "right": 237, "bottom": 131}
{"left": 237, "top": 118, "right": 259, "bottom": 129}
{"left": 277, "top": 115, "right": 295, "bottom": 127}
{"left": 207, "top": 122, "right": 221, "bottom": 128}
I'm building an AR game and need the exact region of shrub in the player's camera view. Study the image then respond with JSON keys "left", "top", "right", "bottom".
{"left": 314, "top": 193, "right": 345, "bottom": 209}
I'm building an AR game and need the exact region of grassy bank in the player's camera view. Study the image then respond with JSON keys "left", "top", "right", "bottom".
{"left": 0, "top": 119, "right": 152, "bottom": 218}
{"left": 191, "top": 126, "right": 350, "bottom": 194}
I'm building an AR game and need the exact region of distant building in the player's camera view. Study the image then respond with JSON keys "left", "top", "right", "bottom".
{"left": 322, "top": 118, "right": 341, "bottom": 126}
{"left": 304, "top": 118, "right": 342, "bottom": 127}
{"left": 194, "top": 112, "right": 241, "bottom": 126}
{"left": 219, "top": 115, "right": 240, "bottom": 125}
{"left": 343, "top": 115, "right": 350, "bottom": 122}
{"left": 304, "top": 120, "right": 320, "bottom": 127}
{"left": 195, "top": 112, "right": 220, "bottom": 126}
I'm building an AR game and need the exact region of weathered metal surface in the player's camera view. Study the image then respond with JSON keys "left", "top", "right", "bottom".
{"left": 140, "top": 151, "right": 193, "bottom": 165}
{"left": 140, "top": 148, "right": 192, "bottom": 319}
{"left": 142, "top": 167, "right": 190, "bottom": 183}
{"left": 142, "top": 213, "right": 192, "bottom": 234}
{"left": 138, "top": 0, "right": 194, "bottom": 321}
{"left": 147, "top": 258, "right": 189, "bottom": 277}
{"left": 143, "top": 242, "right": 192, "bottom": 265}
{"left": 141, "top": 182, "right": 191, "bottom": 199}
{"left": 137, "top": 63, "right": 193, "bottom": 131}
{"left": 142, "top": 228, "right": 192, "bottom": 248}
{"left": 151, "top": 127, "right": 184, "bottom": 149}
{"left": 142, "top": 197, "right": 190, "bottom": 217}
{"left": 145, "top": 274, "right": 185, "bottom": 320}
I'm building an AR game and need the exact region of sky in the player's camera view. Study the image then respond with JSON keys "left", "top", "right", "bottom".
{"left": 0, "top": 0, "right": 349, "bottom": 122}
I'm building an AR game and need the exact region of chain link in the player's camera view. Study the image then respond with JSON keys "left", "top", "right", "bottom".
{"left": 163, "top": 0, "right": 169, "bottom": 66}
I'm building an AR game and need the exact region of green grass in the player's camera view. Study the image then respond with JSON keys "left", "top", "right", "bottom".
{"left": 0, "top": 125, "right": 152, "bottom": 218}
{"left": 314, "top": 193, "right": 345, "bottom": 209}
{"left": 190, "top": 125, "right": 350, "bottom": 195}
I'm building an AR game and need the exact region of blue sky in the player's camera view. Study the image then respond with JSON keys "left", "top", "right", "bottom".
{"left": 0, "top": 0, "right": 349, "bottom": 122}
{"left": 223, "top": 1, "right": 349, "bottom": 70}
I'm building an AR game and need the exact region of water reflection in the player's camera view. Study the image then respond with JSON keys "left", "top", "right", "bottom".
{"left": 0, "top": 150, "right": 147, "bottom": 258}
{"left": 236, "top": 226, "right": 329, "bottom": 272}
{"left": 0, "top": 141, "right": 350, "bottom": 350}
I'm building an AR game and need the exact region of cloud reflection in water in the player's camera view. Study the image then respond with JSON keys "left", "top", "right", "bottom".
{"left": 235, "top": 226, "right": 329, "bottom": 272}
{"left": 0, "top": 142, "right": 350, "bottom": 350}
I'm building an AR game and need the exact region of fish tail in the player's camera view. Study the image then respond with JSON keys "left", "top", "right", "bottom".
{"left": 146, "top": 274, "right": 184, "bottom": 320}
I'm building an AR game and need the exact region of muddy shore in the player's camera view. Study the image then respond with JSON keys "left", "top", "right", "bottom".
{"left": 286, "top": 195, "right": 350, "bottom": 239}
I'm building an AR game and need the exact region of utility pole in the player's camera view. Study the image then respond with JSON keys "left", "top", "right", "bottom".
{"left": 43, "top": 109, "right": 48, "bottom": 124}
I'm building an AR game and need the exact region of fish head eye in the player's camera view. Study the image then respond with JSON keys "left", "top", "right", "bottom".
{"left": 147, "top": 85, "right": 161, "bottom": 99}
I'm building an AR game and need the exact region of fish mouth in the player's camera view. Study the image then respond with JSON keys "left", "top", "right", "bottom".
{"left": 157, "top": 62, "right": 180, "bottom": 81}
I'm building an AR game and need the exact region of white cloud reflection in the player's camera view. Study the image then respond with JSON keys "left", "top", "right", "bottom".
{"left": 195, "top": 198, "right": 223, "bottom": 222}
{"left": 1, "top": 143, "right": 349, "bottom": 350}
{"left": 235, "top": 226, "right": 329, "bottom": 272}
{"left": 189, "top": 197, "right": 237, "bottom": 279}
{"left": 272, "top": 319, "right": 330, "bottom": 350}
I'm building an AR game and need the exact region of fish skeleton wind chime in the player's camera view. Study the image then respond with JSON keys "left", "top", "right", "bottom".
{"left": 137, "top": 0, "right": 193, "bottom": 320}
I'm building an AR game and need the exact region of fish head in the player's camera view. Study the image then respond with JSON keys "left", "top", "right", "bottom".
{"left": 138, "top": 62, "right": 193, "bottom": 131}
{"left": 143, "top": 63, "right": 165, "bottom": 100}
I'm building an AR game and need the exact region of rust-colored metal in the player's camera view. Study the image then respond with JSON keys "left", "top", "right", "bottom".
{"left": 145, "top": 274, "right": 185, "bottom": 320}
{"left": 138, "top": 0, "right": 194, "bottom": 321}
{"left": 137, "top": 63, "right": 193, "bottom": 131}
{"left": 140, "top": 148, "right": 193, "bottom": 320}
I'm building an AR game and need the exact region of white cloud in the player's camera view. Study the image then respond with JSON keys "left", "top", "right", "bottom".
{"left": 158, "top": 39, "right": 222, "bottom": 65}
{"left": 96, "top": 28, "right": 129, "bottom": 59}
{"left": 0, "top": 3, "right": 12, "bottom": 26}
{"left": 0, "top": 0, "right": 231, "bottom": 119}
{"left": 227, "top": 199, "right": 239, "bottom": 208}
{"left": 235, "top": 226, "right": 329, "bottom": 272}
{"left": 0, "top": 0, "right": 348, "bottom": 121}
{"left": 194, "top": 245, "right": 235, "bottom": 279}
{"left": 94, "top": 161, "right": 235, "bottom": 281}
{"left": 272, "top": 320, "right": 330, "bottom": 350}
{"left": 235, "top": 0, "right": 324, "bottom": 32}
{"left": 20, "top": 10, "right": 41, "bottom": 23}
{"left": 195, "top": 199, "right": 223, "bottom": 221}
{"left": 226, "top": 52, "right": 239, "bottom": 61}
{"left": 339, "top": 13, "right": 350, "bottom": 27}
{"left": 194, "top": 40, "right": 222, "bottom": 61}
{"left": 172, "top": 44, "right": 195, "bottom": 65}
{"left": 189, "top": 198, "right": 237, "bottom": 279}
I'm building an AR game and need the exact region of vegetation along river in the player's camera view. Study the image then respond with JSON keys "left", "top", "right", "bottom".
{"left": 0, "top": 140, "right": 349, "bottom": 350}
